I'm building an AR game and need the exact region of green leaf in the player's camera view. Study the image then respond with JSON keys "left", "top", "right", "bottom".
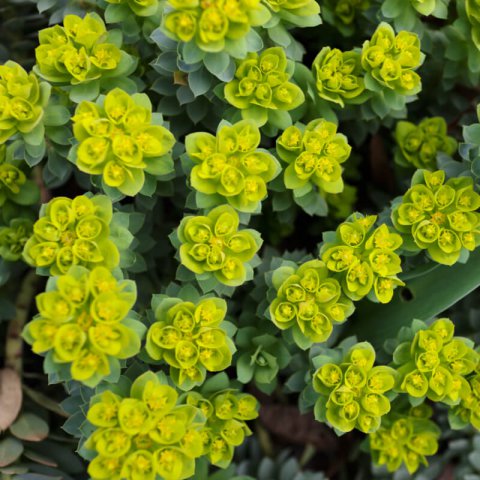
{"left": 9, "top": 413, "right": 49, "bottom": 442}
{"left": 43, "top": 105, "right": 70, "bottom": 127}
{"left": 346, "top": 249, "right": 480, "bottom": 347}
{"left": 0, "top": 437, "right": 23, "bottom": 467}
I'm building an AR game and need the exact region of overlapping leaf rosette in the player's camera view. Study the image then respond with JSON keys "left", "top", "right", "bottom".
{"left": 81, "top": 371, "right": 206, "bottom": 480}
{"left": 34, "top": 13, "right": 137, "bottom": 102}
{"left": 449, "top": 373, "right": 480, "bottom": 431}
{"left": 312, "top": 48, "right": 366, "bottom": 107}
{"left": 394, "top": 117, "right": 457, "bottom": 170}
{"left": 183, "top": 119, "right": 280, "bottom": 213}
{"left": 22, "top": 266, "right": 145, "bottom": 387}
{"left": 70, "top": 88, "right": 176, "bottom": 198}
{"left": 381, "top": 0, "right": 449, "bottom": 33}
{"left": 266, "top": 258, "right": 354, "bottom": 349}
{"left": 320, "top": 213, "right": 405, "bottom": 303}
{"left": 159, "top": 0, "right": 271, "bottom": 62}
{"left": 171, "top": 205, "right": 262, "bottom": 293}
{"left": 311, "top": 341, "right": 398, "bottom": 434}
{"left": 224, "top": 47, "right": 305, "bottom": 129}
{"left": 275, "top": 119, "right": 352, "bottom": 216}
{"left": 145, "top": 292, "right": 236, "bottom": 390}
{"left": 0, "top": 61, "right": 51, "bottom": 146}
{"left": 391, "top": 169, "right": 480, "bottom": 265}
{"left": 391, "top": 318, "right": 479, "bottom": 404}
{"left": 369, "top": 403, "right": 441, "bottom": 474}
{"left": 185, "top": 373, "right": 259, "bottom": 468}
{"left": 23, "top": 195, "right": 136, "bottom": 275}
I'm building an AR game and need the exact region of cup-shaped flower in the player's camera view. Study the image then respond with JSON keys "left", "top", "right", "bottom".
{"left": 312, "top": 342, "right": 397, "bottom": 433}
{"left": 321, "top": 213, "right": 404, "bottom": 303}
{"left": 269, "top": 259, "right": 354, "bottom": 349}
{"left": 186, "top": 389, "right": 258, "bottom": 468}
{"left": 450, "top": 374, "right": 480, "bottom": 431}
{"left": 312, "top": 48, "right": 366, "bottom": 107}
{"left": 263, "top": 0, "right": 321, "bottom": 27}
{"left": 395, "top": 117, "right": 457, "bottom": 170}
{"left": 146, "top": 296, "right": 235, "bottom": 390}
{"left": 71, "top": 88, "right": 175, "bottom": 196}
{"left": 0, "top": 61, "right": 51, "bottom": 143}
{"left": 370, "top": 406, "right": 441, "bottom": 474}
{"left": 185, "top": 120, "right": 280, "bottom": 212}
{"left": 323, "top": 0, "right": 370, "bottom": 26}
{"left": 162, "top": 0, "right": 271, "bottom": 53}
{"left": 277, "top": 119, "right": 352, "bottom": 198}
{"left": 23, "top": 195, "right": 123, "bottom": 275}
{"left": 0, "top": 218, "right": 33, "bottom": 261}
{"left": 34, "top": 14, "right": 136, "bottom": 97}
{"left": 391, "top": 170, "right": 480, "bottom": 265}
{"left": 361, "top": 22, "right": 423, "bottom": 96}
{"left": 224, "top": 47, "right": 305, "bottom": 127}
{"left": 175, "top": 205, "right": 262, "bottom": 287}
{"left": 84, "top": 371, "right": 206, "bottom": 480}
{"left": 106, "top": 0, "right": 159, "bottom": 16}
{"left": 23, "top": 265, "right": 145, "bottom": 387}
{"left": 392, "top": 318, "right": 479, "bottom": 404}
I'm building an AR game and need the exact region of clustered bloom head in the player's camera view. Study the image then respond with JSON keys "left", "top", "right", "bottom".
{"left": 393, "top": 318, "right": 479, "bottom": 403}
{"left": 263, "top": 0, "right": 320, "bottom": 23}
{"left": 269, "top": 259, "right": 354, "bottom": 348}
{"left": 162, "top": 0, "right": 270, "bottom": 52}
{"left": 325, "top": 0, "right": 370, "bottom": 25}
{"left": 224, "top": 47, "right": 305, "bottom": 127}
{"left": 176, "top": 205, "right": 262, "bottom": 287}
{"left": 23, "top": 266, "right": 144, "bottom": 386}
{"left": 106, "top": 0, "right": 159, "bottom": 16}
{"left": 72, "top": 88, "right": 175, "bottom": 196}
{"left": 370, "top": 405, "right": 441, "bottom": 474}
{"left": 361, "top": 22, "right": 423, "bottom": 95}
{"left": 321, "top": 213, "right": 404, "bottom": 303}
{"left": 0, "top": 218, "right": 33, "bottom": 262}
{"left": 451, "top": 374, "right": 480, "bottom": 430}
{"left": 186, "top": 389, "right": 258, "bottom": 468}
{"left": 392, "top": 170, "right": 480, "bottom": 265}
{"left": 35, "top": 14, "right": 135, "bottom": 87}
{"left": 313, "top": 342, "right": 397, "bottom": 433}
{"left": 85, "top": 371, "right": 205, "bottom": 480}
{"left": 395, "top": 117, "right": 457, "bottom": 170}
{"left": 146, "top": 297, "right": 234, "bottom": 389}
{"left": 0, "top": 160, "right": 27, "bottom": 206}
{"left": 185, "top": 120, "right": 280, "bottom": 213}
{"left": 277, "top": 118, "right": 351, "bottom": 195}
{"left": 0, "top": 61, "right": 50, "bottom": 143}
{"left": 23, "top": 195, "right": 120, "bottom": 275}
{"left": 312, "top": 48, "right": 365, "bottom": 107}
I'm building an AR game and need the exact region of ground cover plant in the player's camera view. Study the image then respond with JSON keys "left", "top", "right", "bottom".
{"left": 1, "top": 0, "right": 480, "bottom": 479}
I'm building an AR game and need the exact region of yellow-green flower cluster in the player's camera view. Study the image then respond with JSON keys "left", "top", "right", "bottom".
{"left": 395, "top": 117, "right": 457, "bottom": 170}
{"left": 0, "top": 218, "right": 33, "bottom": 261}
{"left": 185, "top": 120, "right": 280, "bottom": 212}
{"left": 313, "top": 342, "right": 397, "bottom": 433}
{"left": 312, "top": 48, "right": 365, "bottom": 107}
{"left": 277, "top": 119, "right": 351, "bottom": 194}
{"left": 146, "top": 297, "right": 235, "bottom": 389}
{"left": 466, "top": 0, "right": 480, "bottom": 50}
{"left": 391, "top": 170, "right": 480, "bottom": 265}
{"left": 263, "top": 0, "right": 320, "bottom": 24}
{"left": 0, "top": 61, "right": 50, "bottom": 143}
{"left": 370, "top": 405, "right": 441, "bottom": 474}
{"left": 0, "top": 160, "right": 27, "bottom": 206}
{"left": 106, "top": 0, "right": 159, "bottom": 16}
{"left": 85, "top": 372, "right": 206, "bottom": 480}
{"left": 269, "top": 259, "right": 354, "bottom": 348}
{"left": 176, "top": 205, "right": 262, "bottom": 287}
{"left": 72, "top": 88, "right": 175, "bottom": 196}
{"left": 35, "top": 14, "right": 135, "bottom": 87}
{"left": 186, "top": 389, "right": 258, "bottom": 468}
{"left": 361, "top": 23, "right": 423, "bottom": 95}
{"left": 451, "top": 374, "right": 480, "bottom": 430}
{"left": 392, "top": 318, "right": 479, "bottom": 403}
{"left": 162, "top": 0, "right": 270, "bottom": 52}
{"left": 321, "top": 214, "right": 404, "bottom": 303}
{"left": 23, "top": 195, "right": 120, "bottom": 275}
{"left": 224, "top": 47, "right": 305, "bottom": 127}
{"left": 325, "top": 0, "right": 370, "bottom": 25}
{"left": 23, "top": 266, "right": 144, "bottom": 387}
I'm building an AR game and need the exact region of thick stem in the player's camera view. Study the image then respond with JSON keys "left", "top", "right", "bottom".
{"left": 4, "top": 270, "right": 38, "bottom": 374}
